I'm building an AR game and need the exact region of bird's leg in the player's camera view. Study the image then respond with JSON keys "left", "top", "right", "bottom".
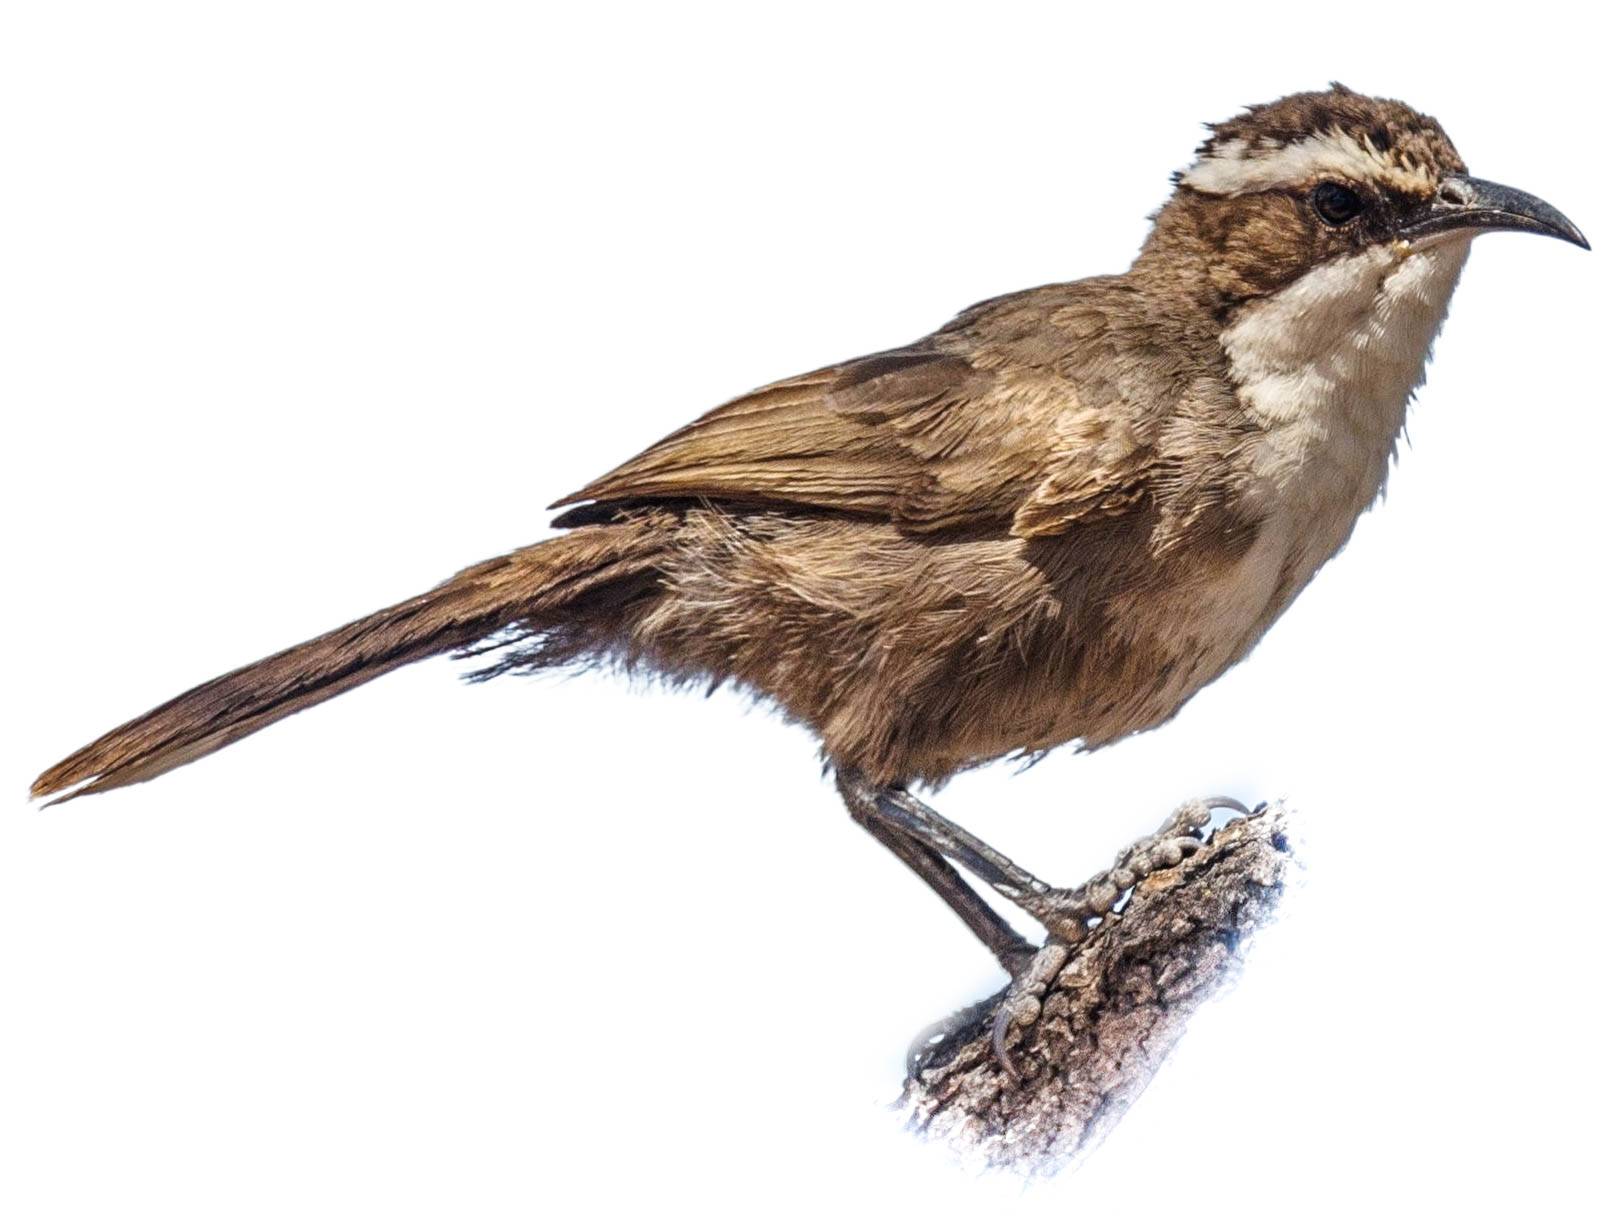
{"left": 862, "top": 784, "right": 1057, "bottom": 917}
{"left": 839, "top": 775, "right": 1040, "bottom": 1077}
{"left": 840, "top": 769, "right": 1257, "bottom": 1076}
{"left": 842, "top": 773, "right": 1091, "bottom": 939}
{"left": 859, "top": 780, "right": 1243, "bottom": 942}
{"left": 838, "top": 773, "right": 1035, "bottom": 974}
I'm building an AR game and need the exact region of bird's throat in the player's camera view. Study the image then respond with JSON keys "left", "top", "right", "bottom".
{"left": 1221, "top": 238, "right": 1470, "bottom": 522}
{"left": 1136, "top": 238, "right": 1473, "bottom": 704}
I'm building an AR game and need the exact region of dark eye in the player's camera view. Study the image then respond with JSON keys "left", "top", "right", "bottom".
{"left": 1312, "top": 181, "right": 1363, "bottom": 225}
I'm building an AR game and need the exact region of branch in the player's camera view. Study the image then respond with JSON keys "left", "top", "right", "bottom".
{"left": 897, "top": 800, "right": 1296, "bottom": 1176}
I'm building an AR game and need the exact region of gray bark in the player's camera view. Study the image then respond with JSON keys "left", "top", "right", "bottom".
{"left": 897, "top": 800, "right": 1295, "bottom": 1176}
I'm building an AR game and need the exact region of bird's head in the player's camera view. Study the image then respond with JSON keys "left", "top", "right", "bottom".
{"left": 1134, "top": 84, "right": 1587, "bottom": 309}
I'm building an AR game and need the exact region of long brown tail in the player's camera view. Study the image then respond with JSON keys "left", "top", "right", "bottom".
{"left": 31, "top": 522, "right": 666, "bottom": 804}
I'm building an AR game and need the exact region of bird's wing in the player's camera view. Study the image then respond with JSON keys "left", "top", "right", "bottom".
{"left": 551, "top": 289, "right": 1166, "bottom": 538}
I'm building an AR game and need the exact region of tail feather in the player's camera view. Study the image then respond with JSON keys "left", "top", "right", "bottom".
{"left": 31, "top": 523, "right": 664, "bottom": 804}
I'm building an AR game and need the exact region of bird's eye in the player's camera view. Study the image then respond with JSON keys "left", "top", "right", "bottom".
{"left": 1312, "top": 182, "right": 1364, "bottom": 225}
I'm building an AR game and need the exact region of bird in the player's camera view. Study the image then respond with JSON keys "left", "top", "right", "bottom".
{"left": 32, "top": 85, "right": 1587, "bottom": 1072}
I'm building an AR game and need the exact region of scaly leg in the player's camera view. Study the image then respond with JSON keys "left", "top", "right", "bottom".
{"left": 839, "top": 773, "right": 1040, "bottom": 1077}
{"left": 838, "top": 769, "right": 1255, "bottom": 1075}
{"left": 837, "top": 772, "right": 1035, "bottom": 975}
{"left": 851, "top": 773, "right": 1241, "bottom": 939}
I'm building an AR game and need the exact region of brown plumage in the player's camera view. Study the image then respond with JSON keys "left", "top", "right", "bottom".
{"left": 34, "top": 275, "right": 1247, "bottom": 800}
{"left": 32, "top": 85, "right": 1586, "bottom": 1005}
{"left": 32, "top": 522, "right": 674, "bottom": 801}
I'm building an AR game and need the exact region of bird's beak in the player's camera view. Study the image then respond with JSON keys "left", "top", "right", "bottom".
{"left": 1400, "top": 174, "right": 1589, "bottom": 250}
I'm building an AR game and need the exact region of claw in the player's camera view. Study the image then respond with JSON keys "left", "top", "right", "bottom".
{"left": 988, "top": 942, "right": 1068, "bottom": 1079}
{"left": 990, "top": 994, "right": 1042, "bottom": 1076}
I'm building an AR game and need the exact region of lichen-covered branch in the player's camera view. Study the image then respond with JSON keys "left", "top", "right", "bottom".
{"left": 898, "top": 801, "right": 1295, "bottom": 1176}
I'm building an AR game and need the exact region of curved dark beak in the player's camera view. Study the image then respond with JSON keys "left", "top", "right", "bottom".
{"left": 1400, "top": 174, "right": 1589, "bottom": 250}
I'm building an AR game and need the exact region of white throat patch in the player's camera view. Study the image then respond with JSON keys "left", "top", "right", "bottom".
{"left": 1139, "top": 238, "right": 1470, "bottom": 701}
{"left": 1224, "top": 239, "right": 1466, "bottom": 438}
{"left": 1223, "top": 239, "right": 1469, "bottom": 513}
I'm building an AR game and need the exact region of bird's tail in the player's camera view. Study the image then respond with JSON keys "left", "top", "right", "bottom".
{"left": 30, "top": 520, "right": 669, "bottom": 805}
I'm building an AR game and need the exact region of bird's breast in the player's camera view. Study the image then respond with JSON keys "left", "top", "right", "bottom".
{"left": 1127, "top": 239, "right": 1471, "bottom": 716}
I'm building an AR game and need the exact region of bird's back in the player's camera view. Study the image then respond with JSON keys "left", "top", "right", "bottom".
{"left": 528, "top": 276, "right": 1261, "bottom": 785}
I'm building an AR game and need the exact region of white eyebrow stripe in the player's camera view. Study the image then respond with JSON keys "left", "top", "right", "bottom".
{"left": 1182, "top": 129, "right": 1436, "bottom": 197}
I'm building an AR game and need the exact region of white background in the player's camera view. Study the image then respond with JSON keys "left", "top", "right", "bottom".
{"left": 2, "top": 3, "right": 1614, "bottom": 1212}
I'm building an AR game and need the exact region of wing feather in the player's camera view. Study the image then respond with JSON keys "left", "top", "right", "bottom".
{"left": 552, "top": 282, "right": 1181, "bottom": 537}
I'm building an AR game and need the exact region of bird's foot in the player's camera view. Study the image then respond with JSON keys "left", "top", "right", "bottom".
{"left": 981, "top": 796, "right": 1260, "bottom": 1080}
{"left": 1013, "top": 796, "right": 1256, "bottom": 942}
{"left": 892, "top": 793, "right": 1262, "bottom": 1080}
{"left": 906, "top": 936, "right": 1039, "bottom": 1078}
{"left": 988, "top": 942, "right": 1070, "bottom": 1078}
{"left": 905, "top": 943, "right": 1068, "bottom": 1081}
